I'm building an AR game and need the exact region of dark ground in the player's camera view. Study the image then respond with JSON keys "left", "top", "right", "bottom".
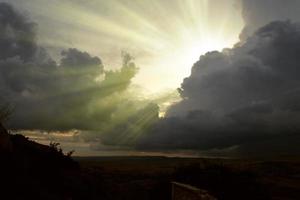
{"left": 0, "top": 126, "right": 300, "bottom": 200}
{"left": 75, "top": 156, "right": 300, "bottom": 200}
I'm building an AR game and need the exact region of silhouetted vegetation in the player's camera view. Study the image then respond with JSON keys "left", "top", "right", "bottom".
{"left": 49, "top": 141, "right": 74, "bottom": 157}
{"left": 0, "top": 122, "right": 85, "bottom": 199}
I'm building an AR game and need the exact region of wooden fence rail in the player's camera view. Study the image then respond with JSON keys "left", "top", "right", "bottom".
{"left": 172, "top": 182, "right": 217, "bottom": 200}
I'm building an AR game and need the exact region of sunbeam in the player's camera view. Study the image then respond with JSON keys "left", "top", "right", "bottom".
{"left": 7, "top": 0, "right": 243, "bottom": 93}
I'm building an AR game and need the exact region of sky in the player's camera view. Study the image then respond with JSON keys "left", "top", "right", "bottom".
{"left": 1, "top": 0, "right": 300, "bottom": 157}
{"left": 2, "top": 0, "right": 243, "bottom": 93}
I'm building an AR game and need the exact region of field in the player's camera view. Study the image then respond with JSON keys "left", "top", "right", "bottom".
{"left": 74, "top": 156, "right": 300, "bottom": 200}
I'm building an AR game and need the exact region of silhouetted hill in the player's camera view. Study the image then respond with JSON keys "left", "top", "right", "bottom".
{"left": 0, "top": 123, "right": 88, "bottom": 200}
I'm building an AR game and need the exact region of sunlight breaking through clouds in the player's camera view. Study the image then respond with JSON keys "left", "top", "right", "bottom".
{"left": 6, "top": 0, "right": 244, "bottom": 93}
{"left": 2, "top": 0, "right": 300, "bottom": 158}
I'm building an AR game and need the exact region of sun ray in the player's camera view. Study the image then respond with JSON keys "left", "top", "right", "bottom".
{"left": 13, "top": 0, "right": 244, "bottom": 93}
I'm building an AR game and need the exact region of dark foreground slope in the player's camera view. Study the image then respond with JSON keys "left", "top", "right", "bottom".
{"left": 1, "top": 124, "right": 300, "bottom": 200}
{"left": 0, "top": 124, "right": 94, "bottom": 200}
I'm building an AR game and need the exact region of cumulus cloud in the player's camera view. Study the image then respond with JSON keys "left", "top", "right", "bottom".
{"left": 5, "top": 51, "right": 140, "bottom": 131}
{"left": 0, "top": 3, "right": 146, "bottom": 133}
{"left": 137, "top": 21, "right": 300, "bottom": 156}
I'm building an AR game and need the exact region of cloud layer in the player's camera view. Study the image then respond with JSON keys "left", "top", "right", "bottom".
{"left": 0, "top": 3, "right": 145, "bottom": 133}
{"left": 1, "top": 1, "right": 300, "bottom": 157}
{"left": 240, "top": 0, "right": 300, "bottom": 40}
{"left": 138, "top": 20, "right": 300, "bottom": 155}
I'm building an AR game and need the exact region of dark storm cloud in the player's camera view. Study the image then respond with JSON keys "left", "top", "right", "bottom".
{"left": 240, "top": 0, "right": 300, "bottom": 40}
{"left": 137, "top": 21, "right": 300, "bottom": 154}
{"left": 0, "top": 3, "right": 142, "bottom": 131}
{"left": 0, "top": 2, "right": 37, "bottom": 61}
{"left": 4, "top": 50, "right": 139, "bottom": 131}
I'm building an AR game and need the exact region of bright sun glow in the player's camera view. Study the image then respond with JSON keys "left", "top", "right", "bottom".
{"left": 17, "top": 0, "right": 244, "bottom": 94}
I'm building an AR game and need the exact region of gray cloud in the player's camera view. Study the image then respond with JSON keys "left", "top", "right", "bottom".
{"left": 0, "top": 3, "right": 144, "bottom": 132}
{"left": 60, "top": 48, "right": 102, "bottom": 68}
{"left": 0, "top": 2, "right": 37, "bottom": 61}
{"left": 4, "top": 51, "right": 139, "bottom": 131}
{"left": 137, "top": 21, "right": 300, "bottom": 156}
{"left": 240, "top": 0, "right": 300, "bottom": 40}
